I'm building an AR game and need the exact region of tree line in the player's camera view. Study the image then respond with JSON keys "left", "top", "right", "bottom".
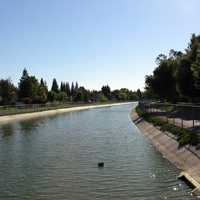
{"left": 145, "top": 33, "right": 200, "bottom": 103}
{"left": 0, "top": 69, "right": 141, "bottom": 105}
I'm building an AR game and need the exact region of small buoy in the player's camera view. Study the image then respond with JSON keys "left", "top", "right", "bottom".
{"left": 98, "top": 162, "right": 104, "bottom": 168}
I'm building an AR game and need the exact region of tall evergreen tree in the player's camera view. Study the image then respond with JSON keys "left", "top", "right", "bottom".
{"left": 75, "top": 82, "right": 79, "bottom": 91}
{"left": 40, "top": 78, "right": 45, "bottom": 87}
{"left": 37, "top": 78, "right": 48, "bottom": 103}
{"left": 51, "top": 78, "right": 59, "bottom": 93}
{"left": 18, "top": 68, "right": 29, "bottom": 99}
{"left": 136, "top": 89, "right": 142, "bottom": 100}
{"left": 65, "top": 82, "right": 71, "bottom": 96}
{"left": 71, "top": 82, "right": 75, "bottom": 96}
{"left": 18, "top": 68, "right": 40, "bottom": 103}
{"left": 60, "top": 82, "right": 66, "bottom": 92}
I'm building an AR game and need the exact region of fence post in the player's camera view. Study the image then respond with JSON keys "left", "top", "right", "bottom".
{"left": 173, "top": 105, "right": 175, "bottom": 125}
{"left": 193, "top": 107, "right": 195, "bottom": 128}
{"left": 166, "top": 110, "right": 168, "bottom": 123}
{"left": 166, "top": 105, "right": 168, "bottom": 123}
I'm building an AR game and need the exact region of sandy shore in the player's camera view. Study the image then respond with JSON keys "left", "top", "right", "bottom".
{"left": 131, "top": 109, "right": 200, "bottom": 196}
{"left": 0, "top": 102, "right": 133, "bottom": 125}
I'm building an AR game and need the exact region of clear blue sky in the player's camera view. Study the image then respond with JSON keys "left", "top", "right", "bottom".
{"left": 0, "top": 0, "right": 199, "bottom": 91}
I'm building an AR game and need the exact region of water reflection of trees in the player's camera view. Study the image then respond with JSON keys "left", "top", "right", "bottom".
{"left": 0, "top": 124, "right": 14, "bottom": 137}
{"left": 0, "top": 113, "right": 67, "bottom": 138}
{"left": 19, "top": 118, "right": 45, "bottom": 133}
{"left": 19, "top": 115, "right": 62, "bottom": 133}
{"left": 0, "top": 117, "right": 45, "bottom": 138}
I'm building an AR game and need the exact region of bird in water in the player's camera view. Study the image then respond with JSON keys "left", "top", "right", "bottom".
{"left": 98, "top": 162, "right": 104, "bottom": 168}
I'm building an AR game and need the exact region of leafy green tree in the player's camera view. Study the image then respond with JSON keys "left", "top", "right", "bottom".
{"left": 56, "top": 92, "right": 67, "bottom": 102}
{"left": 174, "top": 34, "right": 200, "bottom": 102}
{"left": 0, "top": 79, "right": 17, "bottom": 105}
{"left": 118, "top": 91, "right": 127, "bottom": 101}
{"left": 90, "top": 90, "right": 99, "bottom": 102}
{"left": 176, "top": 57, "right": 196, "bottom": 101}
{"left": 144, "top": 34, "right": 200, "bottom": 102}
{"left": 48, "top": 91, "right": 56, "bottom": 102}
{"left": 18, "top": 69, "right": 40, "bottom": 103}
{"left": 145, "top": 56, "right": 178, "bottom": 102}
{"left": 101, "top": 85, "right": 111, "bottom": 100}
{"left": 129, "top": 91, "right": 138, "bottom": 100}
{"left": 37, "top": 79, "right": 48, "bottom": 103}
{"left": 28, "top": 76, "right": 40, "bottom": 103}
{"left": 119, "top": 88, "right": 130, "bottom": 101}
{"left": 99, "top": 94, "right": 108, "bottom": 102}
{"left": 111, "top": 89, "right": 120, "bottom": 100}
{"left": 187, "top": 34, "right": 200, "bottom": 61}
{"left": 73, "top": 88, "right": 83, "bottom": 102}
{"left": 136, "top": 89, "right": 142, "bottom": 100}
{"left": 190, "top": 37, "right": 200, "bottom": 94}
{"left": 73, "top": 87, "right": 89, "bottom": 102}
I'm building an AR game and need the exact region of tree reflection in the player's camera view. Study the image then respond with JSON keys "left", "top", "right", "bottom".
{"left": 0, "top": 124, "right": 14, "bottom": 138}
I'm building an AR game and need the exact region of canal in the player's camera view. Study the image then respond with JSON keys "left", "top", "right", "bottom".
{"left": 0, "top": 103, "right": 197, "bottom": 199}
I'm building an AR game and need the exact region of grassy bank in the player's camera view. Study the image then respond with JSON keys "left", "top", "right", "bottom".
{"left": 135, "top": 106, "right": 199, "bottom": 147}
{"left": 0, "top": 101, "right": 130, "bottom": 117}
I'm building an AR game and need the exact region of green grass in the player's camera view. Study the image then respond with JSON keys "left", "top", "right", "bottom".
{"left": 135, "top": 105, "right": 199, "bottom": 147}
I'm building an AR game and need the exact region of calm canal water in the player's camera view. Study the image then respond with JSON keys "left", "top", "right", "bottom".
{"left": 0, "top": 104, "right": 197, "bottom": 200}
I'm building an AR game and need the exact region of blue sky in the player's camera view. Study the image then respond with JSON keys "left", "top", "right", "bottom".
{"left": 0, "top": 0, "right": 199, "bottom": 90}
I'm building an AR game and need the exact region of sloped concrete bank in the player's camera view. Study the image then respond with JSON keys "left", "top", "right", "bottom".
{"left": 0, "top": 102, "right": 133, "bottom": 125}
{"left": 131, "top": 109, "right": 200, "bottom": 196}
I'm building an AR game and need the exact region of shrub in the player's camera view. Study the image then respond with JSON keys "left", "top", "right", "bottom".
{"left": 99, "top": 94, "right": 108, "bottom": 102}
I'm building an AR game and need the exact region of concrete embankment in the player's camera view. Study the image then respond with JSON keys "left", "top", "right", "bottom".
{"left": 131, "top": 109, "right": 200, "bottom": 196}
{"left": 0, "top": 102, "right": 133, "bottom": 125}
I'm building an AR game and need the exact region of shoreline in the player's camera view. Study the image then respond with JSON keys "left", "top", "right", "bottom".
{"left": 0, "top": 102, "right": 133, "bottom": 125}
{"left": 130, "top": 108, "right": 200, "bottom": 196}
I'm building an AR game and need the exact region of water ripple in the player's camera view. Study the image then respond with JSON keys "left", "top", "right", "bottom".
{"left": 0, "top": 104, "right": 197, "bottom": 200}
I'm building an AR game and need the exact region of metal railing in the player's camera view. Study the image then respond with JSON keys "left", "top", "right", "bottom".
{"left": 0, "top": 102, "right": 85, "bottom": 116}
{"left": 138, "top": 101, "right": 200, "bottom": 129}
{"left": 0, "top": 101, "right": 125, "bottom": 116}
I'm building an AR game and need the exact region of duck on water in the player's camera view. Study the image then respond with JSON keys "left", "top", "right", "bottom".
{"left": 98, "top": 162, "right": 104, "bottom": 168}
